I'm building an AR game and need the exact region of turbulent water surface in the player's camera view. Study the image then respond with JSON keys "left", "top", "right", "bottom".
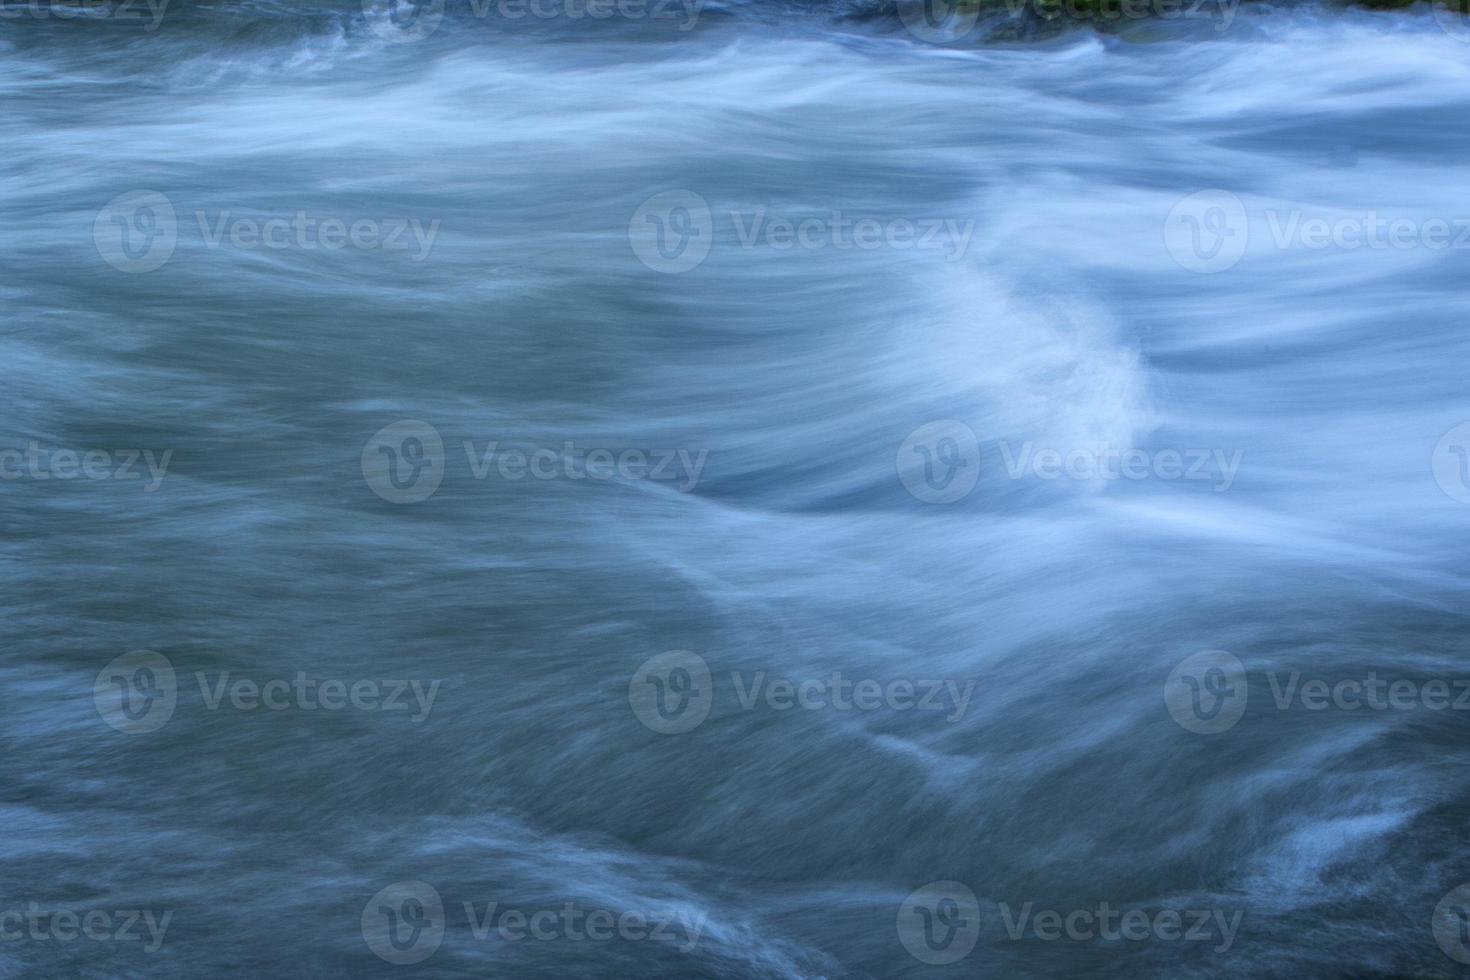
{"left": 4, "top": 0, "right": 1470, "bottom": 976}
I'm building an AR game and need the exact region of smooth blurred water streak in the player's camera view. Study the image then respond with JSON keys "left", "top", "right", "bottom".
{"left": 3, "top": 1, "right": 1470, "bottom": 976}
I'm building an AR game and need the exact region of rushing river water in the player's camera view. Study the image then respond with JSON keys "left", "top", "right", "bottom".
{"left": 4, "top": 1, "right": 1470, "bottom": 976}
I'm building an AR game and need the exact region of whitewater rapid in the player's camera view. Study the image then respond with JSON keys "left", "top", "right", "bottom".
{"left": 3, "top": 2, "right": 1470, "bottom": 976}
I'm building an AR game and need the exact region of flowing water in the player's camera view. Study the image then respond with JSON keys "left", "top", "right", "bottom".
{"left": 4, "top": 1, "right": 1470, "bottom": 976}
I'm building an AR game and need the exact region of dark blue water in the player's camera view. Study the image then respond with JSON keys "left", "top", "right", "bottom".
{"left": 4, "top": 1, "right": 1470, "bottom": 976}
